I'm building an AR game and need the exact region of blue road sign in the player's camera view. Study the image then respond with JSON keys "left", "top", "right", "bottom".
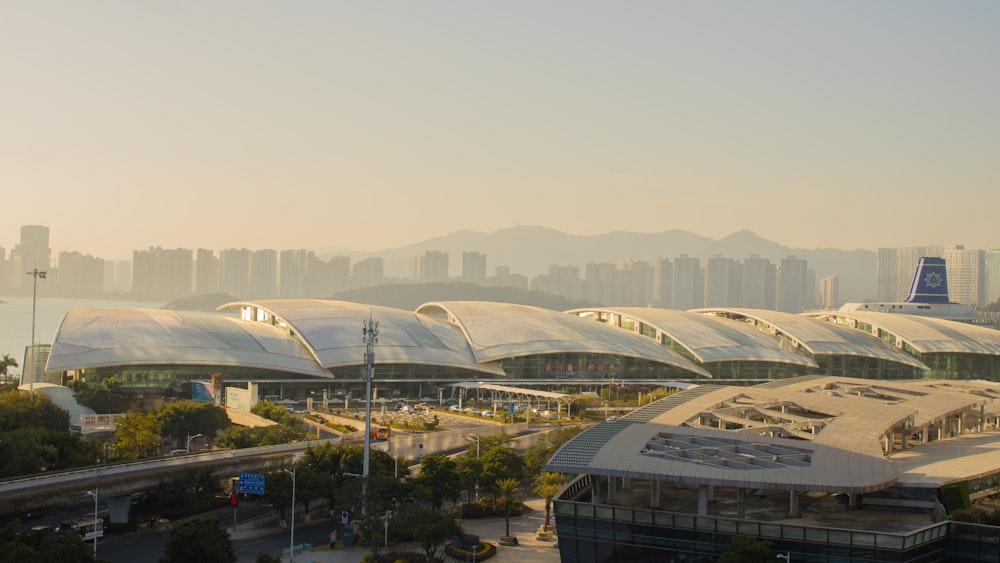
{"left": 237, "top": 472, "right": 265, "bottom": 495}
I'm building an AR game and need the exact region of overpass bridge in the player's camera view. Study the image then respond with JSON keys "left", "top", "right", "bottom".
{"left": 0, "top": 422, "right": 560, "bottom": 522}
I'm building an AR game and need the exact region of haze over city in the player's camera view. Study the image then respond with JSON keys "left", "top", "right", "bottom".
{"left": 4, "top": 2, "right": 998, "bottom": 260}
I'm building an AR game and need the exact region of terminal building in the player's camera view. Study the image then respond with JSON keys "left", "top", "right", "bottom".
{"left": 547, "top": 376, "right": 1000, "bottom": 562}
{"left": 39, "top": 298, "right": 1000, "bottom": 406}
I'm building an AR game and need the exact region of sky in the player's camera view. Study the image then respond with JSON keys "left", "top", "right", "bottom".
{"left": 3, "top": 1, "right": 998, "bottom": 260}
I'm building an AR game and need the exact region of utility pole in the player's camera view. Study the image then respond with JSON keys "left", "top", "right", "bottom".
{"left": 362, "top": 310, "right": 379, "bottom": 517}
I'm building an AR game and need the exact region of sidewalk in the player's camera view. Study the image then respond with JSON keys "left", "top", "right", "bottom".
{"left": 229, "top": 497, "right": 561, "bottom": 563}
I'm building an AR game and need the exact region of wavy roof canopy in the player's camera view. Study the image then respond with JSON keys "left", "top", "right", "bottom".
{"left": 806, "top": 311, "right": 1000, "bottom": 355}
{"left": 695, "top": 308, "right": 929, "bottom": 370}
{"left": 568, "top": 307, "right": 818, "bottom": 367}
{"left": 415, "top": 301, "right": 711, "bottom": 377}
{"left": 46, "top": 307, "right": 330, "bottom": 377}
{"left": 219, "top": 300, "right": 504, "bottom": 376}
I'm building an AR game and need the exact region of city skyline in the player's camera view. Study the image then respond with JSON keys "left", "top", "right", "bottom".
{"left": 4, "top": 2, "right": 999, "bottom": 260}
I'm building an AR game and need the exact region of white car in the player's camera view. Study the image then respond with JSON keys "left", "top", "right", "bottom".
{"left": 481, "top": 410, "right": 494, "bottom": 417}
{"left": 448, "top": 405, "right": 461, "bottom": 412}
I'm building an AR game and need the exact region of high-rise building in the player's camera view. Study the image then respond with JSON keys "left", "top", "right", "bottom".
{"left": 416, "top": 251, "right": 449, "bottom": 283}
{"left": 132, "top": 247, "right": 193, "bottom": 301}
{"left": 249, "top": 249, "right": 278, "bottom": 298}
{"left": 195, "top": 249, "right": 220, "bottom": 296}
{"left": 0, "top": 246, "right": 7, "bottom": 292}
{"left": 942, "top": 245, "right": 985, "bottom": 307}
{"left": 58, "top": 251, "right": 104, "bottom": 295}
{"left": 704, "top": 255, "right": 742, "bottom": 308}
{"left": 353, "top": 257, "right": 384, "bottom": 289}
{"left": 584, "top": 262, "right": 621, "bottom": 305}
{"left": 672, "top": 254, "right": 702, "bottom": 310}
{"left": 330, "top": 256, "right": 351, "bottom": 293}
{"left": 304, "top": 252, "right": 332, "bottom": 298}
{"left": 777, "top": 256, "right": 809, "bottom": 313}
{"left": 15, "top": 225, "right": 50, "bottom": 271}
{"left": 462, "top": 251, "right": 487, "bottom": 285}
{"left": 220, "top": 248, "right": 251, "bottom": 298}
{"left": 620, "top": 259, "right": 654, "bottom": 306}
{"left": 653, "top": 257, "right": 673, "bottom": 308}
{"left": 986, "top": 245, "right": 1000, "bottom": 308}
{"left": 742, "top": 255, "right": 776, "bottom": 310}
{"left": 279, "top": 249, "right": 308, "bottom": 298}
{"left": 819, "top": 274, "right": 840, "bottom": 309}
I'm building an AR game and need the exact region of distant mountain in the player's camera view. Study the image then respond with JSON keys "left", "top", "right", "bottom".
{"left": 319, "top": 226, "right": 877, "bottom": 302}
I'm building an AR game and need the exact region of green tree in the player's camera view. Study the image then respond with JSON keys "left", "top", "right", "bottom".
{"left": 532, "top": 472, "right": 566, "bottom": 532}
{"left": 407, "top": 506, "right": 460, "bottom": 561}
{"left": 251, "top": 401, "right": 292, "bottom": 423}
{"left": 0, "top": 353, "right": 18, "bottom": 384}
{"left": 481, "top": 445, "right": 525, "bottom": 492}
{"left": 718, "top": 534, "right": 776, "bottom": 563}
{"left": 160, "top": 517, "right": 236, "bottom": 563}
{"left": 0, "top": 520, "right": 98, "bottom": 562}
{"left": 109, "top": 410, "right": 161, "bottom": 460}
{"left": 495, "top": 478, "right": 522, "bottom": 538}
{"left": 155, "top": 400, "right": 229, "bottom": 447}
{"left": 415, "top": 455, "right": 460, "bottom": 510}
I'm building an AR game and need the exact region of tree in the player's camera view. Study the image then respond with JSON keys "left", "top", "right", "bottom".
{"left": 0, "top": 520, "right": 97, "bottom": 562}
{"left": 0, "top": 353, "right": 18, "bottom": 384}
{"left": 481, "top": 446, "right": 525, "bottom": 492}
{"left": 415, "top": 455, "right": 460, "bottom": 510}
{"left": 718, "top": 534, "right": 775, "bottom": 563}
{"left": 160, "top": 517, "right": 236, "bottom": 563}
{"left": 532, "top": 472, "right": 566, "bottom": 531}
{"left": 109, "top": 410, "right": 161, "bottom": 460}
{"left": 155, "top": 400, "right": 229, "bottom": 446}
{"left": 495, "top": 478, "right": 522, "bottom": 538}
{"left": 407, "top": 506, "right": 460, "bottom": 562}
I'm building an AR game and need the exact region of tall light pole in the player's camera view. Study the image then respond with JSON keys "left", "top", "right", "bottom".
{"left": 85, "top": 487, "right": 98, "bottom": 558}
{"left": 362, "top": 311, "right": 379, "bottom": 516}
{"left": 284, "top": 467, "right": 296, "bottom": 561}
{"left": 186, "top": 433, "right": 203, "bottom": 452}
{"left": 465, "top": 435, "right": 481, "bottom": 502}
{"left": 26, "top": 268, "right": 46, "bottom": 401}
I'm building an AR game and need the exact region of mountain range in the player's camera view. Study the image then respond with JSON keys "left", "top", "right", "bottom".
{"left": 319, "top": 226, "right": 877, "bottom": 302}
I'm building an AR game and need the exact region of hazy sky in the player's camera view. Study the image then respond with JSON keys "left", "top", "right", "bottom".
{"left": 3, "top": 1, "right": 998, "bottom": 260}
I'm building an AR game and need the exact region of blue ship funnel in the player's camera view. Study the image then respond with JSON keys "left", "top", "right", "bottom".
{"left": 905, "top": 257, "right": 951, "bottom": 304}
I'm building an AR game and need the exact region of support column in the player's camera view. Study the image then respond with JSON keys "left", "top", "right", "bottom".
{"left": 607, "top": 477, "right": 617, "bottom": 504}
{"left": 650, "top": 480, "right": 662, "bottom": 509}
{"left": 848, "top": 493, "right": 860, "bottom": 510}
{"left": 591, "top": 476, "right": 601, "bottom": 505}
{"left": 107, "top": 495, "right": 132, "bottom": 524}
{"left": 788, "top": 490, "right": 800, "bottom": 518}
{"left": 707, "top": 485, "right": 715, "bottom": 503}
{"left": 697, "top": 485, "right": 709, "bottom": 516}
{"left": 736, "top": 488, "right": 746, "bottom": 520}
{"left": 622, "top": 477, "right": 630, "bottom": 490}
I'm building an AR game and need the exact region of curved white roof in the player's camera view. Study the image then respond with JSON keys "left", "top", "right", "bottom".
{"left": 219, "top": 300, "right": 505, "bottom": 376}
{"left": 568, "top": 307, "right": 818, "bottom": 367}
{"left": 415, "top": 301, "right": 711, "bottom": 377}
{"left": 806, "top": 311, "right": 1000, "bottom": 355}
{"left": 696, "top": 308, "right": 929, "bottom": 370}
{"left": 46, "top": 307, "right": 331, "bottom": 377}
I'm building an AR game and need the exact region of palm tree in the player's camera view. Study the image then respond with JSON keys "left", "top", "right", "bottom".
{"left": 0, "top": 353, "right": 18, "bottom": 384}
{"left": 495, "top": 478, "right": 521, "bottom": 538}
{"left": 532, "top": 471, "right": 566, "bottom": 532}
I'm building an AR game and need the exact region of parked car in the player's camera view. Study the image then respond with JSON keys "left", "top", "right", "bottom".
{"left": 448, "top": 405, "right": 461, "bottom": 412}
{"left": 481, "top": 410, "right": 494, "bottom": 418}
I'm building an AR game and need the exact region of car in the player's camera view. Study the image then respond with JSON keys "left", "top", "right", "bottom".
{"left": 414, "top": 403, "right": 433, "bottom": 412}
{"left": 448, "top": 405, "right": 461, "bottom": 412}
{"left": 481, "top": 410, "right": 494, "bottom": 417}
{"left": 606, "top": 416, "right": 619, "bottom": 423}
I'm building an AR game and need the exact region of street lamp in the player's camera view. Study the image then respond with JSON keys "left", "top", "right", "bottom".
{"left": 384, "top": 509, "right": 393, "bottom": 549}
{"left": 84, "top": 489, "right": 98, "bottom": 558}
{"left": 25, "top": 268, "right": 46, "bottom": 401}
{"left": 777, "top": 553, "right": 791, "bottom": 562}
{"left": 464, "top": 434, "right": 480, "bottom": 458}
{"left": 186, "top": 433, "right": 203, "bottom": 452}
{"left": 284, "top": 467, "right": 297, "bottom": 561}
